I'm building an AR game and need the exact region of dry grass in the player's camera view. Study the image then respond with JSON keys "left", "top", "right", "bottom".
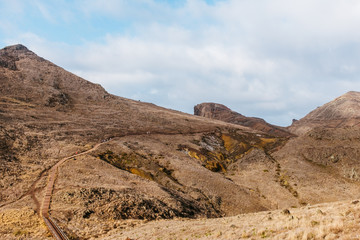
{"left": 102, "top": 199, "right": 360, "bottom": 240}
{"left": 0, "top": 96, "right": 35, "bottom": 107}
{"left": 0, "top": 206, "right": 50, "bottom": 240}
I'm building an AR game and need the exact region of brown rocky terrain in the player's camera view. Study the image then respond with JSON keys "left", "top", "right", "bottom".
{"left": 1, "top": 44, "right": 360, "bottom": 239}
{"left": 197, "top": 101, "right": 360, "bottom": 199}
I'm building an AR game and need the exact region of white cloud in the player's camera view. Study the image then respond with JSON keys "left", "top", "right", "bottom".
{"left": 2, "top": 0, "right": 360, "bottom": 126}
{"left": 34, "top": 1, "right": 55, "bottom": 23}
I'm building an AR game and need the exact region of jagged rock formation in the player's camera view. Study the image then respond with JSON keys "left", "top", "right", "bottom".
{"left": 194, "top": 102, "right": 293, "bottom": 137}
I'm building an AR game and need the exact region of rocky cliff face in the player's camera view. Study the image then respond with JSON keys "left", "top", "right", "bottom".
{"left": 194, "top": 102, "right": 293, "bottom": 137}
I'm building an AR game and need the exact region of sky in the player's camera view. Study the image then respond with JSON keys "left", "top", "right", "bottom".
{"left": 1, "top": 0, "right": 360, "bottom": 126}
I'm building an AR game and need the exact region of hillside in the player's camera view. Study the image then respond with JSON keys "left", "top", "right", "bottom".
{"left": 194, "top": 100, "right": 360, "bottom": 209}
{"left": 102, "top": 198, "right": 360, "bottom": 239}
{"left": 0, "top": 45, "right": 284, "bottom": 239}
{"left": 289, "top": 91, "right": 360, "bottom": 135}
{"left": 1, "top": 45, "right": 360, "bottom": 239}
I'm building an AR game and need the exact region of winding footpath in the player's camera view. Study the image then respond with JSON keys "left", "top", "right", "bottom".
{"left": 40, "top": 141, "right": 107, "bottom": 240}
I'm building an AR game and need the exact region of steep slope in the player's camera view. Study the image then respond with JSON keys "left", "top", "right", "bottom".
{"left": 0, "top": 44, "right": 110, "bottom": 114}
{"left": 289, "top": 91, "right": 360, "bottom": 135}
{"left": 194, "top": 102, "right": 293, "bottom": 137}
{"left": 281, "top": 92, "right": 360, "bottom": 189}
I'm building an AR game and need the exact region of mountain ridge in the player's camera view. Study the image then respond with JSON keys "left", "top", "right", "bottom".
{"left": 194, "top": 91, "right": 360, "bottom": 137}
{"left": 194, "top": 102, "right": 293, "bottom": 137}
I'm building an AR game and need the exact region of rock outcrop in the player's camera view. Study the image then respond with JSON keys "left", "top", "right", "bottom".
{"left": 194, "top": 103, "right": 293, "bottom": 137}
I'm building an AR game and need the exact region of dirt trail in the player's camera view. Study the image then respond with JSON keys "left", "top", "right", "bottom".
{"left": 40, "top": 141, "right": 106, "bottom": 217}
{"left": 29, "top": 168, "right": 48, "bottom": 214}
{"left": 0, "top": 168, "right": 48, "bottom": 209}
{"left": 40, "top": 140, "right": 110, "bottom": 239}
{"left": 0, "top": 141, "right": 106, "bottom": 211}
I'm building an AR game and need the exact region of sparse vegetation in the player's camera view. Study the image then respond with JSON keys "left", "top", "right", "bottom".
{"left": 99, "top": 198, "right": 360, "bottom": 239}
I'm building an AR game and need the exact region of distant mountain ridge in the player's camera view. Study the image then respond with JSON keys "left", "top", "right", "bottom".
{"left": 194, "top": 102, "right": 293, "bottom": 137}
{"left": 195, "top": 91, "right": 360, "bottom": 136}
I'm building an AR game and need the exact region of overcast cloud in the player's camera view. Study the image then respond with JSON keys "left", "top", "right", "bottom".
{"left": 1, "top": 0, "right": 360, "bottom": 126}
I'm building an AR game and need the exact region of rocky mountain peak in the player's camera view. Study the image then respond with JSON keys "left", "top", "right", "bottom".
{"left": 0, "top": 44, "right": 37, "bottom": 58}
{"left": 0, "top": 44, "right": 40, "bottom": 71}
{"left": 2, "top": 44, "right": 29, "bottom": 52}
{"left": 289, "top": 91, "right": 360, "bottom": 135}
{"left": 340, "top": 90, "right": 360, "bottom": 98}
{"left": 301, "top": 91, "right": 360, "bottom": 121}
{"left": 0, "top": 44, "right": 108, "bottom": 106}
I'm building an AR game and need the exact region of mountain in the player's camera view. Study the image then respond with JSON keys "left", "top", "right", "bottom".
{"left": 1, "top": 44, "right": 360, "bottom": 239}
{"left": 282, "top": 91, "right": 360, "bottom": 194}
{"left": 0, "top": 44, "right": 275, "bottom": 239}
{"left": 194, "top": 102, "right": 293, "bottom": 137}
{"left": 194, "top": 99, "right": 360, "bottom": 208}
{"left": 289, "top": 91, "right": 360, "bottom": 135}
